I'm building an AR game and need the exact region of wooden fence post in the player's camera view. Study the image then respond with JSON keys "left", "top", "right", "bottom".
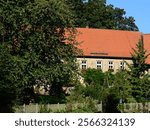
{"left": 148, "top": 103, "right": 150, "bottom": 113}
{"left": 23, "top": 104, "right": 26, "bottom": 113}
{"left": 57, "top": 103, "right": 60, "bottom": 111}
{"left": 36, "top": 103, "right": 38, "bottom": 113}
{"left": 48, "top": 104, "right": 50, "bottom": 110}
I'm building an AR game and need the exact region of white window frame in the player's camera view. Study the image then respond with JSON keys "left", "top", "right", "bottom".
{"left": 96, "top": 60, "right": 102, "bottom": 70}
{"left": 120, "top": 61, "right": 125, "bottom": 70}
{"left": 108, "top": 61, "right": 114, "bottom": 70}
{"left": 81, "top": 60, "right": 87, "bottom": 69}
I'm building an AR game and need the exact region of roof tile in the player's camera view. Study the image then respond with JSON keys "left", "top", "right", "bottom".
{"left": 76, "top": 28, "right": 142, "bottom": 59}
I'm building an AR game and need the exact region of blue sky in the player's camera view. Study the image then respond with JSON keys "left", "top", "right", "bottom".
{"left": 107, "top": 0, "right": 150, "bottom": 34}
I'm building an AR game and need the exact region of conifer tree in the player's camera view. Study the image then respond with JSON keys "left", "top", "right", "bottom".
{"left": 127, "top": 36, "right": 150, "bottom": 102}
{"left": 130, "top": 36, "right": 149, "bottom": 78}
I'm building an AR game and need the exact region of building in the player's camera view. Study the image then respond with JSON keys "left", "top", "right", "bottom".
{"left": 75, "top": 28, "right": 150, "bottom": 72}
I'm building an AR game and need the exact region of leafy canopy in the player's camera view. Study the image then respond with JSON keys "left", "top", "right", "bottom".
{"left": 66, "top": 0, "right": 138, "bottom": 31}
{"left": 0, "top": 0, "right": 80, "bottom": 107}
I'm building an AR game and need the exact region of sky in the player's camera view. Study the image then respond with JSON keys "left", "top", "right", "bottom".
{"left": 107, "top": 0, "right": 150, "bottom": 34}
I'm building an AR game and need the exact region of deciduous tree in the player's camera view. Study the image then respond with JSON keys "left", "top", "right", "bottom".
{"left": 66, "top": 0, "right": 138, "bottom": 31}
{"left": 0, "top": 0, "right": 79, "bottom": 110}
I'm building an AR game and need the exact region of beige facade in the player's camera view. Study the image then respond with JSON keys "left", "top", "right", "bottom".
{"left": 77, "top": 57, "right": 133, "bottom": 73}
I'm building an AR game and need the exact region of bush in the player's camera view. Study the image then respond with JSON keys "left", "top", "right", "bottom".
{"left": 82, "top": 68, "right": 104, "bottom": 86}
{"left": 102, "top": 88, "right": 121, "bottom": 113}
{"left": 66, "top": 86, "right": 99, "bottom": 113}
{"left": 81, "top": 85, "right": 103, "bottom": 103}
{"left": 34, "top": 94, "right": 66, "bottom": 104}
{"left": 0, "top": 87, "right": 16, "bottom": 113}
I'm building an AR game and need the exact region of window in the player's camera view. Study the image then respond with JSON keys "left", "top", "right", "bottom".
{"left": 96, "top": 60, "right": 102, "bottom": 70}
{"left": 120, "top": 61, "right": 125, "bottom": 70}
{"left": 82, "top": 0, "right": 88, "bottom": 3}
{"left": 108, "top": 61, "right": 114, "bottom": 70}
{"left": 81, "top": 60, "right": 87, "bottom": 69}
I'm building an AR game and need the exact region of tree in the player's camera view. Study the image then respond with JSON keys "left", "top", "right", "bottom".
{"left": 0, "top": 45, "right": 16, "bottom": 112}
{"left": 65, "top": 0, "right": 87, "bottom": 27}
{"left": 82, "top": 68, "right": 104, "bottom": 86}
{"left": 129, "top": 36, "right": 149, "bottom": 78}
{"left": 0, "top": 0, "right": 79, "bottom": 110}
{"left": 102, "top": 71, "right": 134, "bottom": 113}
{"left": 127, "top": 36, "right": 150, "bottom": 102}
{"left": 81, "top": 68, "right": 105, "bottom": 102}
{"left": 66, "top": 0, "right": 138, "bottom": 31}
{"left": 105, "top": 5, "right": 138, "bottom": 31}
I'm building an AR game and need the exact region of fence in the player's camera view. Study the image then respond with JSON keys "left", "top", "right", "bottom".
{"left": 15, "top": 103, "right": 65, "bottom": 113}
{"left": 15, "top": 102, "right": 150, "bottom": 113}
{"left": 15, "top": 103, "right": 102, "bottom": 113}
{"left": 120, "top": 102, "right": 150, "bottom": 113}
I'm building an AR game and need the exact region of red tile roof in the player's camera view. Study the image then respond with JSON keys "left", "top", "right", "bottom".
{"left": 144, "top": 34, "right": 150, "bottom": 64}
{"left": 76, "top": 28, "right": 142, "bottom": 59}
{"left": 76, "top": 28, "right": 150, "bottom": 64}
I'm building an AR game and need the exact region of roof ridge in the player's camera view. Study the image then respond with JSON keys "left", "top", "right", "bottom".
{"left": 77, "top": 27, "right": 141, "bottom": 33}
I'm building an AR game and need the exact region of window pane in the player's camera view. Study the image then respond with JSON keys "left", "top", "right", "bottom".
{"left": 82, "top": 65, "right": 87, "bottom": 69}
{"left": 108, "top": 61, "right": 113, "bottom": 69}
{"left": 82, "top": 60, "right": 86, "bottom": 64}
{"left": 81, "top": 60, "right": 87, "bottom": 69}
{"left": 120, "top": 61, "right": 125, "bottom": 69}
{"left": 97, "top": 65, "right": 101, "bottom": 69}
{"left": 97, "top": 61, "right": 101, "bottom": 64}
{"left": 96, "top": 61, "right": 102, "bottom": 69}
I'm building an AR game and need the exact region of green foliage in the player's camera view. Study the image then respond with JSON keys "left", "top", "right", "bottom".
{"left": 103, "top": 71, "right": 115, "bottom": 87}
{"left": 126, "top": 37, "right": 150, "bottom": 102}
{"left": 0, "top": 87, "right": 15, "bottom": 112}
{"left": 129, "top": 37, "right": 149, "bottom": 78}
{"left": 102, "top": 71, "right": 134, "bottom": 112}
{"left": 39, "top": 104, "right": 52, "bottom": 113}
{"left": 131, "top": 75, "right": 150, "bottom": 102}
{"left": 139, "top": 76, "right": 150, "bottom": 101}
{"left": 66, "top": 89, "right": 98, "bottom": 113}
{"left": 81, "top": 85, "right": 103, "bottom": 103}
{"left": 81, "top": 69, "right": 121, "bottom": 105}
{"left": 0, "top": 44, "right": 16, "bottom": 112}
{"left": 102, "top": 89, "right": 121, "bottom": 113}
{"left": 81, "top": 69, "right": 105, "bottom": 102}
{"left": 82, "top": 68, "right": 104, "bottom": 85}
{"left": 71, "top": 67, "right": 150, "bottom": 112}
{"left": 66, "top": 0, "right": 138, "bottom": 31}
{"left": 112, "top": 71, "right": 133, "bottom": 103}
{"left": 0, "top": 0, "right": 79, "bottom": 110}
{"left": 34, "top": 94, "right": 66, "bottom": 104}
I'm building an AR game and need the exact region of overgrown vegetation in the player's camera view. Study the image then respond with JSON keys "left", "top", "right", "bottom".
{"left": 1, "top": 0, "right": 149, "bottom": 113}
{"left": 72, "top": 38, "right": 150, "bottom": 112}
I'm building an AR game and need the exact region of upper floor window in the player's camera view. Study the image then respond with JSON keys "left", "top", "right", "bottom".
{"left": 120, "top": 61, "right": 125, "bottom": 70}
{"left": 108, "top": 61, "right": 114, "bottom": 70}
{"left": 96, "top": 60, "right": 102, "bottom": 70}
{"left": 81, "top": 60, "right": 87, "bottom": 69}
